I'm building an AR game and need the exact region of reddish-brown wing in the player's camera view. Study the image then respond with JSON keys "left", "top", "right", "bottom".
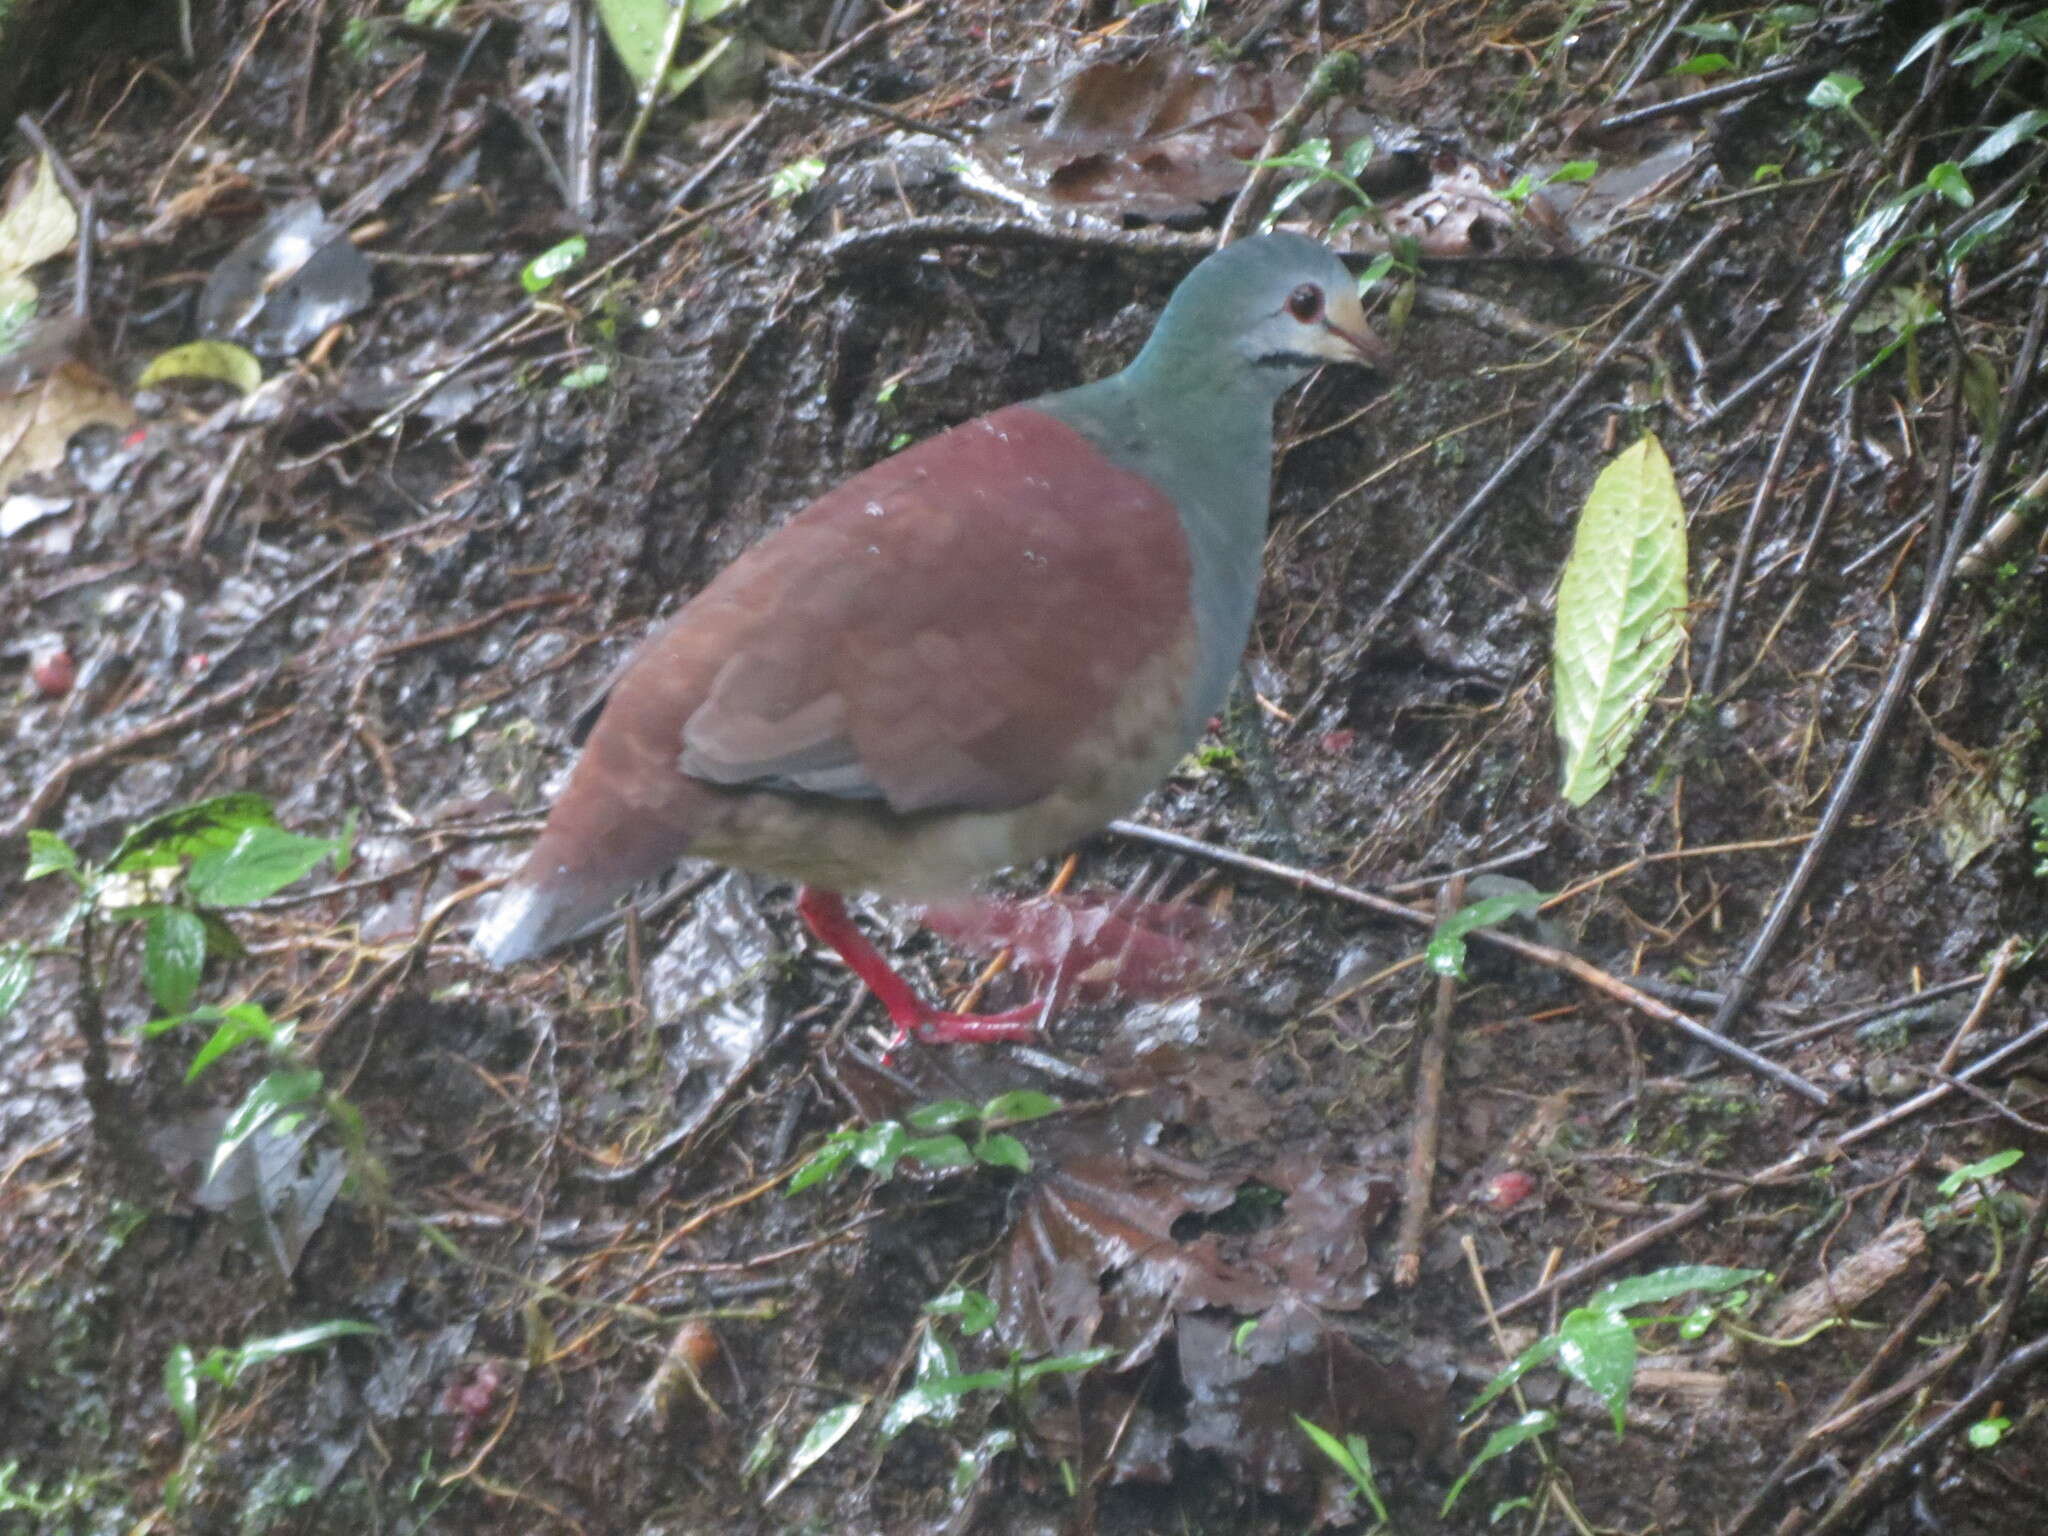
{"left": 622, "top": 404, "right": 1195, "bottom": 816}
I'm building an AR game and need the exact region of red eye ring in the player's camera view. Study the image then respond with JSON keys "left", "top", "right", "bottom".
{"left": 1286, "top": 283, "right": 1325, "bottom": 322}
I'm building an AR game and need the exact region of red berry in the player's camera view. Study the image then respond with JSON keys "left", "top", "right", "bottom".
{"left": 30, "top": 647, "right": 74, "bottom": 697}
{"left": 1480, "top": 1170, "right": 1536, "bottom": 1212}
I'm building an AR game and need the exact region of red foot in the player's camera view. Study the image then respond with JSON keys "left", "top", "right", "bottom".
{"left": 796, "top": 887, "right": 1044, "bottom": 1049}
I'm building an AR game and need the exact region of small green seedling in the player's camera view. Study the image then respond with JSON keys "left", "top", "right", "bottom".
{"left": 1297, "top": 1417, "right": 1391, "bottom": 1526}
{"left": 788, "top": 1091, "right": 1058, "bottom": 1192}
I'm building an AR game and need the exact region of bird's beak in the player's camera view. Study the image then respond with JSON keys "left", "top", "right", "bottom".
{"left": 1314, "top": 283, "right": 1389, "bottom": 367}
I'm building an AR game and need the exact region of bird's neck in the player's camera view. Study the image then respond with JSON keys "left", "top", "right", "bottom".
{"left": 1037, "top": 360, "right": 1283, "bottom": 740}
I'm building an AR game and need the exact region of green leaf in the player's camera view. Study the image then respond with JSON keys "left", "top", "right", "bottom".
{"left": 1968, "top": 1415, "right": 2011, "bottom": 1448}
{"left": 1013, "top": 1345, "right": 1114, "bottom": 1384}
{"left": 1806, "top": 71, "right": 1864, "bottom": 110}
{"left": 223, "top": 1320, "right": 380, "bottom": 1383}
{"left": 1922, "top": 161, "right": 1973, "bottom": 207}
{"left": 559, "top": 361, "right": 611, "bottom": 391}
{"left": 1296, "top": 1417, "right": 1389, "bottom": 1521}
{"left": 1552, "top": 434, "right": 1688, "bottom": 806}
{"left": 186, "top": 826, "right": 336, "bottom": 906}
{"left": 109, "top": 794, "right": 278, "bottom": 873}
{"left": 980, "top": 1089, "right": 1060, "bottom": 1124}
{"left": 1678, "top": 21, "right": 1740, "bottom": 42}
{"left": 788, "top": 1135, "right": 856, "bottom": 1193}
{"left": 594, "top": 0, "right": 746, "bottom": 96}
{"left": 138, "top": 340, "right": 263, "bottom": 395}
{"left": 905, "top": 1134, "right": 975, "bottom": 1171}
{"left": 906, "top": 1098, "right": 975, "bottom": 1131}
{"left": 1963, "top": 110, "right": 2048, "bottom": 167}
{"left": 207, "top": 1068, "right": 323, "bottom": 1181}
{"left": 972, "top": 1133, "right": 1032, "bottom": 1173}
{"left": 1586, "top": 1264, "right": 1764, "bottom": 1314}
{"left": 521, "top": 235, "right": 587, "bottom": 294}
{"left": 24, "top": 829, "right": 78, "bottom": 880}
{"left": 1556, "top": 1306, "right": 1639, "bottom": 1433}
{"left": 1841, "top": 197, "right": 1912, "bottom": 285}
{"left": 1427, "top": 888, "right": 1550, "bottom": 979}
{"left": 880, "top": 1329, "right": 963, "bottom": 1439}
{"left": 1442, "top": 1410, "right": 1556, "bottom": 1513}
{"left": 950, "top": 1427, "right": 1016, "bottom": 1498}
{"left": 1895, "top": 9, "right": 1988, "bottom": 74}
{"left": 925, "top": 1287, "right": 999, "bottom": 1335}
{"left": 186, "top": 1002, "right": 286, "bottom": 1082}
{"left": 852, "top": 1121, "right": 910, "bottom": 1179}
{"left": 1549, "top": 159, "right": 1599, "bottom": 184}
{"left": 769, "top": 156, "right": 825, "bottom": 201}
{"left": 1466, "top": 1333, "right": 1563, "bottom": 1420}
{"left": 164, "top": 1344, "right": 200, "bottom": 1440}
{"left": 1671, "top": 52, "right": 1733, "bottom": 76}
{"left": 0, "top": 946, "right": 33, "bottom": 1021}
{"left": 1939, "top": 1147, "right": 2022, "bottom": 1195}
{"left": 769, "top": 1401, "right": 864, "bottom": 1500}
{"left": 143, "top": 908, "right": 208, "bottom": 1014}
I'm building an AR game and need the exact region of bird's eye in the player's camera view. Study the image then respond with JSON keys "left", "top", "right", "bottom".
{"left": 1286, "top": 284, "right": 1324, "bottom": 323}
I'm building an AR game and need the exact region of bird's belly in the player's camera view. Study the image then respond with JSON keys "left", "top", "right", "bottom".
{"left": 691, "top": 636, "right": 1198, "bottom": 895}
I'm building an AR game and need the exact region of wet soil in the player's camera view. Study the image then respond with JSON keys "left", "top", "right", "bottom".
{"left": 3, "top": 2, "right": 2048, "bottom": 1534}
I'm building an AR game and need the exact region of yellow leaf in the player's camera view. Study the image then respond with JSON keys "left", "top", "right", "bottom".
{"left": 139, "top": 340, "right": 264, "bottom": 395}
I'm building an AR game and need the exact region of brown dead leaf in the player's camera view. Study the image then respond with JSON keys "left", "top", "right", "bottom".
{"left": 0, "top": 355, "right": 134, "bottom": 493}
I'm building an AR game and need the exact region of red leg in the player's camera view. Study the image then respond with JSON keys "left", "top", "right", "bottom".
{"left": 796, "top": 887, "right": 1045, "bottom": 1047}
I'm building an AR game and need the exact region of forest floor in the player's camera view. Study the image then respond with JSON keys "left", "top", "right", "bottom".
{"left": 3, "top": 1, "right": 2048, "bottom": 1533}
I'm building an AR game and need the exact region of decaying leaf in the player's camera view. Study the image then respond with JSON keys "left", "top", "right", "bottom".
{"left": 0, "top": 345, "right": 134, "bottom": 494}
{"left": 0, "top": 153, "right": 77, "bottom": 282}
{"left": 966, "top": 52, "right": 1297, "bottom": 224}
{"left": 139, "top": 339, "right": 264, "bottom": 395}
{"left": 197, "top": 198, "right": 373, "bottom": 358}
{"left": 1553, "top": 433, "right": 1688, "bottom": 806}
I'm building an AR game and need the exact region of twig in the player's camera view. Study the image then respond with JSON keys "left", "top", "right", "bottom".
{"left": 1107, "top": 819, "right": 1831, "bottom": 1105}
{"left": 13, "top": 113, "right": 92, "bottom": 319}
{"left": 1593, "top": 62, "right": 1824, "bottom": 135}
{"left": 1804, "top": 1331, "right": 2048, "bottom": 1536}
{"left": 564, "top": 0, "right": 600, "bottom": 221}
{"left": 665, "top": 0, "right": 931, "bottom": 213}
{"left": 1974, "top": 1166, "right": 2048, "bottom": 1388}
{"left": 1696, "top": 216, "right": 1917, "bottom": 695}
{"left": 1395, "top": 877, "right": 1461, "bottom": 1286}
{"left": 824, "top": 214, "right": 1211, "bottom": 268}
{"left": 1757, "top": 973, "right": 1983, "bottom": 1054}
{"left": 1218, "top": 51, "right": 1362, "bottom": 245}
{"left": 167, "top": 507, "right": 469, "bottom": 709}
{"left": 1726, "top": 1278, "right": 1952, "bottom": 1535}
{"left": 3, "top": 671, "right": 269, "bottom": 842}
{"left": 1703, "top": 256, "right": 2048, "bottom": 1039}
{"left": 1605, "top": 0, "right": 1702, "bottom": 104}
{"left": 1289, "top": 217, "right": 1733, "bottom": 733}
{"left": 768, "top": 77, "right": 967, "bottom": 145}
{"left": 1492, "top": 1015, "right": 2048, "bottom": 1320}
{"left": 617, "top": 0, "right": 690, "bottom": 176}
{"left": 1936, "top": 936, "right": 2022, "bottom": 1073}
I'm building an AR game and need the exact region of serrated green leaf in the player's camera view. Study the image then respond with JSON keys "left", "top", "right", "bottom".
{"left": 1553, "top": 435, "right": 1688, "bottom": 806}
{"left": 144, "top": 907, "right": 207, "bottom": 1014}
{"left": 186, "top": 826, "right": 336, "bottom": 906}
